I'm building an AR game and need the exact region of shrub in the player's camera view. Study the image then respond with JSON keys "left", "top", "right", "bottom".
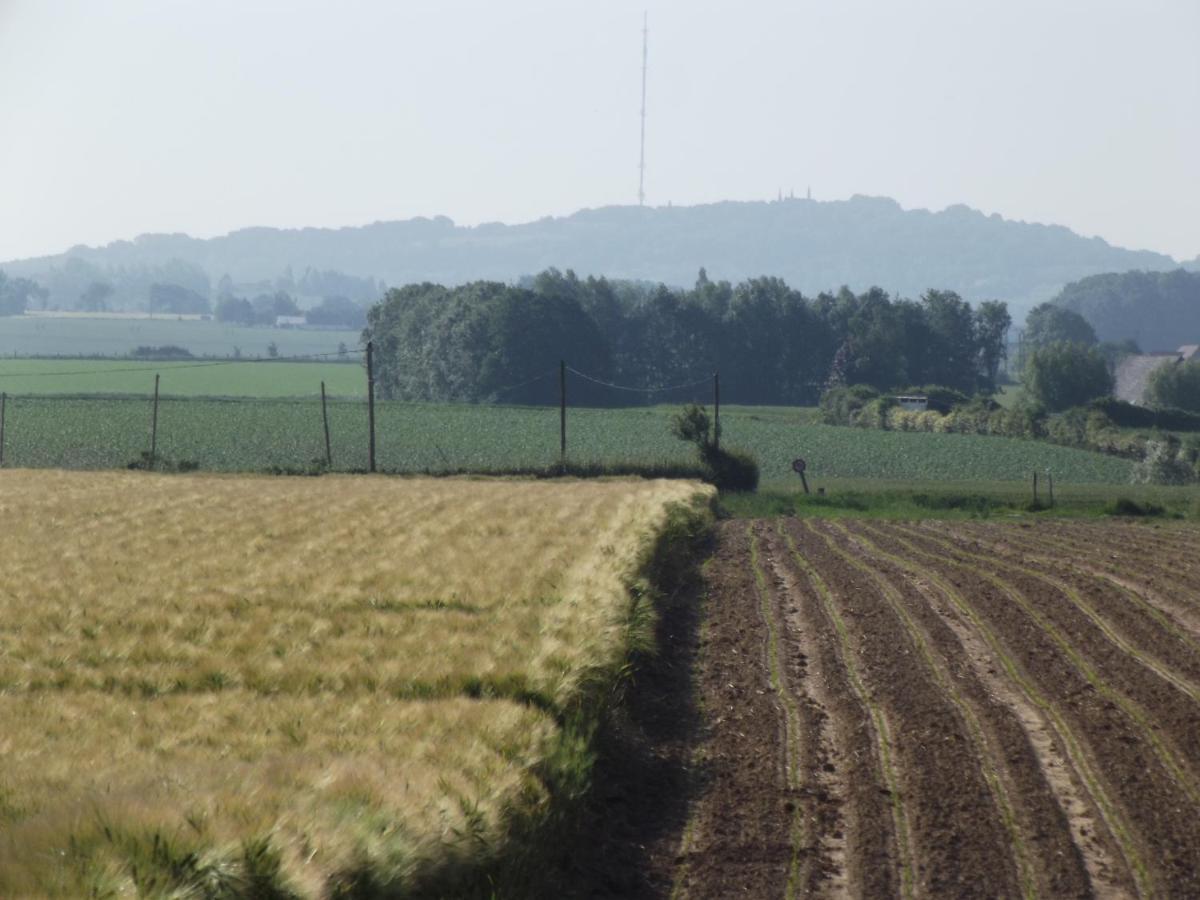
{"left": 1088, "top": 397, "right": 1200, "bottom": 432}
{"left": 819, "top": 384, "right": 879, "bottom": 426}
{"left": 670, "top": 403, "right": 760, "bottom": 492}
{"left": 1106, "top": 497, "right": 1167, "bottom": 517}
{"left": 1023, "top": 342, "right": 1114, "bottom": 412}
{"left": 1147, "top": 359, "right": 1200, "bottom": 413}
{"left": 1130, "top": 439, "right": 1195, "bottom": 485}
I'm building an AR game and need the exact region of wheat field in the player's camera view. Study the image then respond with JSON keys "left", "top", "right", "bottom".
{"left": 0, "top": 470, "right": 710, "bottom": 897}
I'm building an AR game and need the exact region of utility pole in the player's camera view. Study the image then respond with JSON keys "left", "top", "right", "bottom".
{"left": 638, "top": 11, "right": 648, "bottom": 206}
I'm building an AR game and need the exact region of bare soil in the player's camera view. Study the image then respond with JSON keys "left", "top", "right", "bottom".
{"left": 562, "top": 518, "right": 1200, "bottom": 898}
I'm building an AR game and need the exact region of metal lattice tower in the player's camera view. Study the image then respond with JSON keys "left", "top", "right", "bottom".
{"left": 638, "top": 12, "right": 648, "bottom": 206}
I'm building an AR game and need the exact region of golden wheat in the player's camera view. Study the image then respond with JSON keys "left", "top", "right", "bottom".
{"left": 0, "top": 469, "right": 710, "bottom": 896}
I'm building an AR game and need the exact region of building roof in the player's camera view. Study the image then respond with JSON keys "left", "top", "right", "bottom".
{"left": 1113, "top": 346, "right": 1196, "bottom": 405}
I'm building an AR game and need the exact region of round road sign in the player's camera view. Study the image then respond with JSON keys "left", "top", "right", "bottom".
{"left": 792, "top": 457, "right": 807, "bottom": 474}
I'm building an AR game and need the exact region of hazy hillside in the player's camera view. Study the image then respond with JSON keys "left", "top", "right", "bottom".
{"left": 1052, "top": 269, "right": 1200, "bottom": 351}
{"left": 2, "top": 196, "right": 1178, "bottom": 317}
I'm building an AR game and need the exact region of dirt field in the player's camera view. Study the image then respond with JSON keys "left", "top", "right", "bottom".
{"left": 667, "top": 518, "right": 1200, "bottom": 899}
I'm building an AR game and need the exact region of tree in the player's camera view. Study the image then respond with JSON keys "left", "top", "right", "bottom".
{"left": 1147, "top": 359, "right": 1200, "bottom": 412}
{"left": 1023, "top": 342, "right": 1113, "bottom": 411}
{"left": 149, "top": 282, "right": 210, "bottom": 315}
{"left": 215, "top": 296, "right": 255, "bottom": 325}
{"left": 306, "top": 295, "right": 365, "bottom": 328}
{"left": 1024, "top": 302, "right": 1097, "bottom": 347}
{"left": 250, "top": 291, "right": 299, "bottom": 325}
{"left": 79, "top": 281, "right": 114, "bottom": 312}
{"left": 974, "top": 300, "right": 1012, "bottom": 389}
{"left": 0, "top": 271, "right": 47, "bottom": 316}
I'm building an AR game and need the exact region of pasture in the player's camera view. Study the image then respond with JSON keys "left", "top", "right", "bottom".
{"left": 0, "top": 471, "right": 711, "bottom": 896}
{"left": 0, "top": 314, "right": 359, "bottom": 359}
{"left": 0, "top": 358, "right": 363, "bottom": 397}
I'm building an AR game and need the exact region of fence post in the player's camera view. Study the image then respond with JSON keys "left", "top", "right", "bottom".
{"left": 321, "top": 380, "right": 333, "bottom": 469}
{"left": 713, "top": 370, "right": 721, "bottom": 451}
{"left": 366, "top": 341, "right": 376, "bottom": 473}
{"left": 559, "top": 359, "right": 567, "bottom": 465}
{"left": 1032, "top": 470, "right": 1038, "bottom": 506}
{"left": 1048, "top": 471, "right": 1054, "bottom": 508}
{"left": 150, "top": 374, "right": 160, "bottom": 469}
{"left": 0, "top": 392, "right": 6, "bottom": 468}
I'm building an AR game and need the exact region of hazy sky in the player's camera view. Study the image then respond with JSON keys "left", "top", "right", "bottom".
{"left": 1, "top": 0, "right": 1197, "bottom": 263}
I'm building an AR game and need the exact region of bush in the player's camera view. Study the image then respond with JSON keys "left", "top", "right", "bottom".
{"left": 129, "top": 345, "right": 194, "bottom": 360}
{"left": 671, "top": 403, "right": 759, "bottom": 492}
{"left": 1146, "top": 360, "right": 1200, "bottom": 415}
{"left": 1088, "top": 397, "right": 1200, "bottom": 432}
{"left": 1023, "top": 342, "right": 1114, "bottom": 412}
{"left": 1130, "top": 439, "right": 1195, "bottom": 485}
{"left": 819, "top": 384, "right": 879, "bottom": 426}
{"left": 1106, "top": 497, "right": 1167, "bottom": 517}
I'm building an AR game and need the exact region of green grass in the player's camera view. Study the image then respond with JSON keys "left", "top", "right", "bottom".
{"left": 0, "top": 358, "right": 364, "bottom": 397}
{"left": 719, "top": 478, "right": 1200, "bottom": 520}
{"left": 0, "top": 399, "right": 1136, "bottom": 484}
{"left": 0, "top": 314, "right": 359, "bottom": 358}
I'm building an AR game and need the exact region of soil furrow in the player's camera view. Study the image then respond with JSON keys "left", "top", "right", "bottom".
{"left": 860, "top": 522, "right": 1200, "bottom": 896}
{"left": 846, "top": 521, "right": 1145, "bottom": 897}
{"left": 1020, "top": 525, "right": 1200, "bottom": 613}
{"left": 888, "top": 524, "right": 1200, "bottom": 808}
{"left": 747, "top": 524, "right": 826, "bottom": 897}
{"left": 907, "top": 525, "right": 1200, "bottom": 710}
{"left": 819, "top": 518, "right": 1103, "bottom": 898}
{"left": 793, "top": 518, "right": 1031, "bottom": 897}
{"left": 942, "top": 522, "right": 1200, "bottom": 656}
{"left": 751, "top": 522, "right": 851, "bottom": 898}
{"left": 668, "top": 522, "right": 795, "bottom": 899}
{"left": 770, "top": 523, "right": 916, "bottom": 898}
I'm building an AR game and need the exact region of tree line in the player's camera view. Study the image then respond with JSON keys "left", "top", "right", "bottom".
{"left": 363, "top": 268, "right": 1011, "bottom": 406}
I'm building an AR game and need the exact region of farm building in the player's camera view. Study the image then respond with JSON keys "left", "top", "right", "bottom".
{"left": 894, "top": 395, "right": 929, "bottom": 411}
{"left": 1114, "top": 344, "right": 1200, "bottom": 405}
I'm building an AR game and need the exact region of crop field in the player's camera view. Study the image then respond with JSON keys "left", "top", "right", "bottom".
{"left": 0, "top": 470, "right": 710, "bottom": 896}
{"left": 0, "top": 315, "right": 360, "bottom": 358}
{"left": 675, "top": 517, "right": 1200, "bottom": 897}
{"left": 0, "top": 358, "right": 364, "bottom": 397}
{"left": 0, "top": 398, "right": 1135, "bottom": 484}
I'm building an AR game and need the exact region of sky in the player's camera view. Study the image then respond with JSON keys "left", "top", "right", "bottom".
{"left": 1, "top": 0, "right": 1197, "bottom": 263}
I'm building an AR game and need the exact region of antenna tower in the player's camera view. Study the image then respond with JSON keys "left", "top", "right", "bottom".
{"left": 638, "top": 12, "right": 648, "bottom": 206}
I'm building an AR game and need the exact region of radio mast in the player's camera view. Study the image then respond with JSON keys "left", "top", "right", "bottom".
{"left": 638, "top": 12, "right": 648, "bottom": 206}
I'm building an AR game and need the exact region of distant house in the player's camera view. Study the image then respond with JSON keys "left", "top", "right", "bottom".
{"left": 1114, "top": 345, "right": 1200, "bottom": 405}
{"left": 894, "top": 395, "right": 928, "bottom": 412}
{"left": 275, "top": 315, "right": 307, "bottom": 328}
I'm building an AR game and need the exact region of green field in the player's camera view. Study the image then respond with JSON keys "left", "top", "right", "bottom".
{"left": 0, "top": 314, "right": 359, "bottom": 358}
{"left": 0, "top": 358, "right": 364, "bottom": 397}
{"left": 0, "top": 398, "right": 1136, "bottom": 484}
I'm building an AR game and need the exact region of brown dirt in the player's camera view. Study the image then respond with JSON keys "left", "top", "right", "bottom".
{"left": 562, "top": 517, "right": 1200, "bottom": 898}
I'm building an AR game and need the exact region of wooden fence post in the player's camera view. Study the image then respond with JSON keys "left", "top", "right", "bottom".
{"left": 366, "top": 341, "right": 376, "bottom": 473}
{"left": 0, "top": 392, "right": 6, "bottom": 468}
{"left": 713, "top": 371, "right": 721, "bottom": 451}
{"left": 1048, "top": 471, "right": 1054, "bottom": 508}
{"left": 150, "top": 374, "right": 160, "bottom": 469}
{"left": 1032, "top": 470, "right": 1039, "bottom": 506}
{"left": 321, "top": 381, "right": 333, "bottom": 469}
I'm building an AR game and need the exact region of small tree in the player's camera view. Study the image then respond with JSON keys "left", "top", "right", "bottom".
{"left": 671, "top": 403, "right": 758, "bottom": 491}
{"left": 1023, "top": 342, "right": 1113, "bottom": 412}
{"left": 1147, "top": 359, "right": 1200, "bottom": 413}
{"left": 267, "top": 341, "right": 279, "bottom": 359}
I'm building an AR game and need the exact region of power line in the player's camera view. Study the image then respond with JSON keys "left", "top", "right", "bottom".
{"left": 566, "top": 365, "right": 710, "bottom": 394}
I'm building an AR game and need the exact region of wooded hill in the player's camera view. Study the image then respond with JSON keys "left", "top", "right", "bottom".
{"left": 1050, "top": 269, "right": 1200, "bottom": 352}
{"left": 2, "top": 196, "right": 1179, "bottom": 319}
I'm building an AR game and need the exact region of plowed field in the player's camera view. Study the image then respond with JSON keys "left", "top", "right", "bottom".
{"left": 674, "top": 519, "right": 1200, "bottom": 899}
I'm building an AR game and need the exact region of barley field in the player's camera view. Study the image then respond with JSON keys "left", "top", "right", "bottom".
{"left": 0, "top": 471, "right": 711, "bottom": 896}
